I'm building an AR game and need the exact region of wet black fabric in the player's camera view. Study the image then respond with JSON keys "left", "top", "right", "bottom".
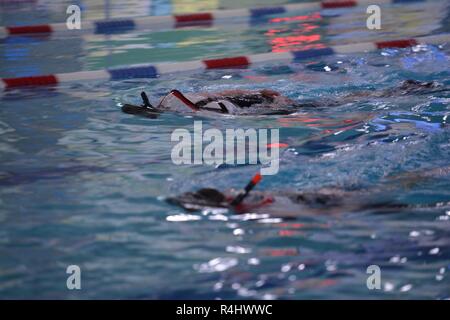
{"left": 195, "top": 94, "right": 274, "bottom": 109}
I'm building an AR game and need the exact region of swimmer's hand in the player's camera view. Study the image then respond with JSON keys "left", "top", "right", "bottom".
{"left": 121, "top": 91, "right": 161, "bottom": 119}
{"left": 121, "top": 103, "right": 160, "bottom": 119}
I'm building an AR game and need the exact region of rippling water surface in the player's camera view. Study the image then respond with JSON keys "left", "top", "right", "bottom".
{"left": 0, "top": 0, "right": 449, "bottom": 299}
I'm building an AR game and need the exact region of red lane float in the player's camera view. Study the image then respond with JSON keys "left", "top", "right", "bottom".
{"left": 321, "top": 1, "right": 357, "bottom": 9}
{"left": 203, "top": 56, "right": 250, "bottom": 69}
{"left": 376, "top": 39, "right": 418, "bottom": 49}
{"left": 2, "top": 75, "right": 58, "bottom": 88}
{"left": 7, "top": 24, "right": 52, "bottom": 35}
{"left": 174, "top": 13, "right": 213, "bottom": 28}
{"left": 174, "top": 13, "right": 213, "bottom": 23}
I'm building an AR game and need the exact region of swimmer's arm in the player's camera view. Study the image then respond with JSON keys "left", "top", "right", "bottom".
{"left": 214, "top": 89, "right": 281, "bottom": 98}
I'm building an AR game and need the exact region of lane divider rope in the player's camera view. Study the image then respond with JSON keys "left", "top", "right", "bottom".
{"left": 0, "top": 0, "right": 424, "bottom": 39}
{"left": 1, "top": 33, "right": 448, "bottom": 90}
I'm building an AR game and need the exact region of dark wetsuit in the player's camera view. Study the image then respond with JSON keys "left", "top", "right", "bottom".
{"left": 195, "top": 94, "right": 273, "bottom": 108}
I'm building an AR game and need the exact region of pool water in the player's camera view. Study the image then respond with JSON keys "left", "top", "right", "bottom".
{"left": 0, "top": 0, "right": 449, "bottom": 299}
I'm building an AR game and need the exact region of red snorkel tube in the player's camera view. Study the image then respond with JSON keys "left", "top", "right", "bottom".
{"left": 230, "top": 173, "right": 262, "bottom": 206}
{"left": 162, "top": 90, "right": 200, "bottom": 112}
{"left": 155, "top": 89, "right": 230, "bottom": 114}
{"left": 230, "top": 173, "right": 274, "bottom": 213}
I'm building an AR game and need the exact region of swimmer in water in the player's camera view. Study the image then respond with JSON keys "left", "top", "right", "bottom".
{"left": 122, "top": 88, "right": 299, "bottom": 118}
{"left": 166, "top": 176, "right": 404, "bottom": 218}
{"left": 121, "top": 80, "right": 447, "bottom": 118}
{"left": 166, "top": 169, "right": 450, "bottom": 219}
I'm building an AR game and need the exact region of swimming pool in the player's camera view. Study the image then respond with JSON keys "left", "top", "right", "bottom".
{"left": 0, "top": 0, "right": 449, "bottom": 299}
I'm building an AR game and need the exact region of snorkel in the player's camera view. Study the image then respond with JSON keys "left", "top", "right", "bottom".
{"left": 230, "top": 173, "right": 262, "bottom": 206}
{"left": 162, "top": 90, "right": 199, "bottom": 111}
{"left": 159, "top": 90, "right": 230, "bottom": 113}
{"left": 229, "top": 173, "right": 274, "bottom": 213}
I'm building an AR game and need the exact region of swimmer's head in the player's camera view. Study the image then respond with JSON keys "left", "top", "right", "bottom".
{"left": 167, "top": 173, "right": 265, "bottom": 212}
{"left": 166, "top": 188, "right": 229, "bottom": 211}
